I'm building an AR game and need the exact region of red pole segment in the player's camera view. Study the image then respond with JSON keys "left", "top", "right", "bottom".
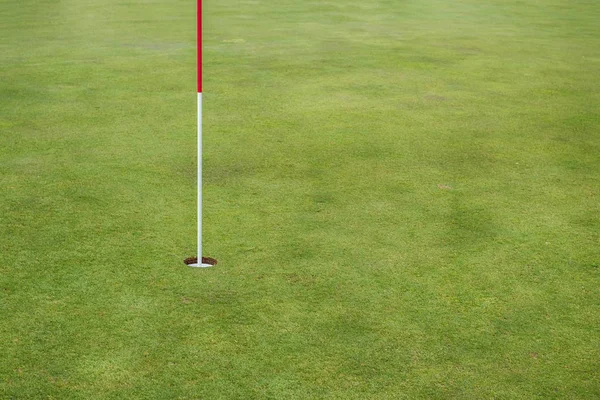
{"left": 197, "top": 0, "right": 202, "bottom": 93}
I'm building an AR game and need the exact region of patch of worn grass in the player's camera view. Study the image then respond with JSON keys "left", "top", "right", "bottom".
{"left": 1, "top": 0, "right": 599, "bottom": 398}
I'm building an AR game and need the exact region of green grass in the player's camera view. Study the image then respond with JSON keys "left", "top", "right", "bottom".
{"left": 1, "top": 0, "right": 599, "bottom": 398}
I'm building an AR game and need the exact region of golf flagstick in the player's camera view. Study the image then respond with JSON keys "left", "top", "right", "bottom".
{"left": 185, "top": 0, "right": 216, "bottom": 268}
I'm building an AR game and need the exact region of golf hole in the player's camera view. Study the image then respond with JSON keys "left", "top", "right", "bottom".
{"left": 184, "top": 257, "right": 218, "bottom": 268}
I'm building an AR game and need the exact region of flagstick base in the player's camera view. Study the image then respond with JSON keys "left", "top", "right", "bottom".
{"left": 184, "top": 257, "right": 217, "bottom": 268}
{"left": 187, "top": 263, "right": 214, "bottom": 268}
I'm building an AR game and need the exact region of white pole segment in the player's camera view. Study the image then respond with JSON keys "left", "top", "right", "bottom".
{"left": 198, "top": 92, "right": 203, "bottom": 263}
{"left": 188, "top": 93, "right": 212, "bottom": 267}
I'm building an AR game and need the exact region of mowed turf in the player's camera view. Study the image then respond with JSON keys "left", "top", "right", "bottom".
{"left": 1, "top": 0, "right": 599, "bottom": 398}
